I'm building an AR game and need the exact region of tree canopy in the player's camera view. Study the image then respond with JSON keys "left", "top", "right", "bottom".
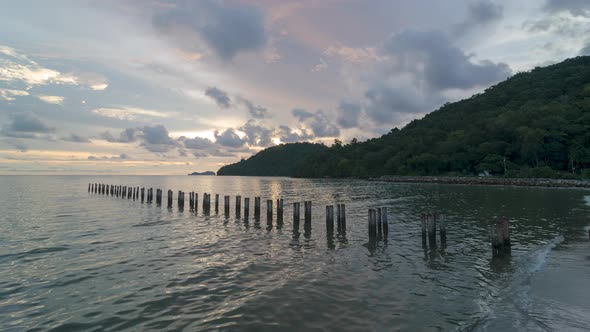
{"left": 219, "top": 56, "right": 590, "bottom": 179}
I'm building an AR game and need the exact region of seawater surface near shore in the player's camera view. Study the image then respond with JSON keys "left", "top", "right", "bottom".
{"left": 1, "top": 175, "right": 589, "bottom": 331}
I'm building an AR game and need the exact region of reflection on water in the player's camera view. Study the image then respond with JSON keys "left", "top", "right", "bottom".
{"left": 0, "top": 175, "right": 589, "bottom": 331}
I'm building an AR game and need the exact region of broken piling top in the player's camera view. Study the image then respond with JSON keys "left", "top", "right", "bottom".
{"left": 492, "top": 218, "right": 510, "bottom": 247}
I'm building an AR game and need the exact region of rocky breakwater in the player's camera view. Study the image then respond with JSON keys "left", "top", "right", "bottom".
{"left": 373, "top": 176, "right": 590, "bottom": 189}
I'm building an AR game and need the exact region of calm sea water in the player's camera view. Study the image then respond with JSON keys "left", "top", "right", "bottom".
{"left": 1, "top": 176, "right": 589, "bottom": 331}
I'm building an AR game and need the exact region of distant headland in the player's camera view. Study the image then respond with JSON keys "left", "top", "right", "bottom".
{"left": 188, "top": 171, "right": 216, "bottom": 176}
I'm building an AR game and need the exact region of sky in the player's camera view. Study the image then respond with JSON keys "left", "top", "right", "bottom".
{"left": 0, "top": 0, "right": 589, "bottom": 174}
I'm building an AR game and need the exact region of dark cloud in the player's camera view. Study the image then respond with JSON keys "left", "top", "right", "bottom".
{"left": 291, "top": 108, "right": 314, "bottom": 121}
{"left": 101, "top": 128, "right": 137, "bottom": 143}
{"left": 580, "top": 43, "right": 590, "bottom": 55}
{"left": 364, "top": 83, "right": 439, "bottom": 123}
{"left": 277, "top": 125, "right": 313, "bottom": 143}
{"left": 2, "top": 112, "right": 55, "bottom": 136}
{"left": 182, "top": 136, "right": 215, "bottom": 150}
{"left": 238, "top": 98, "right": 269, "bottom": 119}
{"left": 205, "top": 86, "right": 231, "bottom": 108}
{"left": 62, "top": 133, "right": 90, "bottom": 143}
{"left": 88, "top": 154, "right": 130, "bottom": 161}
{"left": 291, "top": 108, "right": 339, "bottom": 137}
{"left": 544, "top": 0, "right": 590, "bottom": 17}
{"left": 119, "top": 153, "right": 129, "bottom": 159}
{"left": 453, "top": 1, "right": 503, "bottom": 36}
{"left": 214, "top": 128, "right": 247, "bottom": 148}
{"left": 4, "top": 139, "right": 28, "bottom": 152}
{"left": 240, "top": 120, "right": 272, "bottom": 146}
{"left": 153, "top": 0, "right": 267, "bottom": 60}
{"left": 382, "top": 30, "right": 511, "bottom": 90}
{"left": 337, "top": 101, "right": 361, "bottom": 129}
{"left": 139, "top": 125, "right": 178, "bottom": 152}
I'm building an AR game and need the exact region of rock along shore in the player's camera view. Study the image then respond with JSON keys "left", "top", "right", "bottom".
{"left": 371, "top": 176, "right": 590, "bottom": 189}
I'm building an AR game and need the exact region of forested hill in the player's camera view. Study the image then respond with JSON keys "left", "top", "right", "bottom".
{"left": 219, "top": 56, "right": 590, "bottom": 179}
{"left": 217, "top": 142, "right": 327, "bottom": 176}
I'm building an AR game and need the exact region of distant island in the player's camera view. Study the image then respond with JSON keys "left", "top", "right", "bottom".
{"left": 218, "top": 56, "right": 590, "bottom": 180}
{"left": 188, "top": 171, "right": 216, "bottom": 176}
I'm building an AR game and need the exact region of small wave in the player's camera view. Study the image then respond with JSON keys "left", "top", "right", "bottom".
{"left": 584, "top": 195, "right": 590, "bottom": 207}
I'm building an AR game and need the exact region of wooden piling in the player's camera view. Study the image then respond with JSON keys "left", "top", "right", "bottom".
{"left": 376, "top": 207, "right": 382, "bottom": 237}
{"left": 215, "top": 194, "right": 219, "bottom": 214}
{"left": 194, "top": 193, "right": 198, "bottom": 211}
{"left": 421, "top": 213, "right": 427, "bottom": 240}
{"left": 429, "top": 213, "right": 436, "bottom": 241}
{"left": 277, "top": 198, "right": 283, "bottom": 223}
{"left": 244, "top": 197, "right": 250, "bottom": 218}
{"left": 224, "top": 195, "right": 230, "bottom": 215}
{"left": 492, "top": 219, "right": 510, "bottom": 256}
{"left": 368, "top": 209, "right": 377, "bottom": 238}
{"left": 382, "top": 207, "right": 388, "bottom": 236}
{"left": 266, "top": 199, "right": 273, "bottom": 221}
{"left": 236, "top": 195, "right": 241, "bottom": 216}
{"left": 439, "top": 213, "right": 446, "bottom": 241}
{"left": 326, "top": 205, "right": 334, "bottom": 231}
{"left": 304, "top": 201, "right": 312, "bottom": 225}
{"left": 293, "top": 202, "right": 300, "bottom": 222}
{"left": 254, "top": 197, "right": 261, "bottom": 217}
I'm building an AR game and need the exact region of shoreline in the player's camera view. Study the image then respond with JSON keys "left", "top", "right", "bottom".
{"left": 370, "top": 175, "right": 590, "bottom": 189}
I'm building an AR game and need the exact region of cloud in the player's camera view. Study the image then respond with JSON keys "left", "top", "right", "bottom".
{"left": 277, "top": 125, "right": 313, "bottom": 143}
{"left": 4, "top": 139, "right": 28, "bottom": 152}
{"left": 182, "top": 136, "right": 215, "bottom": 150}
{"left": 453, "top": 1, "right": 503, "bottom": 35}
{"left": 205, "top": 86, "right": 231, "bottom": 108}
{"left": 91, "top": 84, "right": 108, "bottom": 91}
{"left": 101, "top": 128, "right": 137, "bottom": 143}
{"left": 153, "top": 0, "right": 268, "bottom": 60}
{"left": 214, "top": 128, "right": 247, "bottom": 147}
{"left": 292, "top": 109, "right": 339, "bottom": 137}
{"left": 291, "top": 108, "right": 314, "bottom": 121}
{"left": 382, "top": 30, "right": 511, "bottom": 90}
{"left": 1, "top": 112, "right": 55, "bottom": 136}
{"left": 238, "top": 97, "right": 269, "bottom": 119}
{"left": 323, "top": 45, "right": 382, "bottom": 63}
{"left": 0, "top": 45, "right": 77, "bottom": 86}
{"left": 239, "top": 120, "right": 273, "bottom": 146}
{"left": 336, "top": 101, "right": 361, "bottom": 129}
{"left": 364, "top": 83, "right": 439, "bottom": 123}
{"left": 37, "top": 95, "right": 65, "bottom": 105}
{"left": 62, "top": 133, "right": 90, "bottom": 143}
{"left": 544, "top": 0, "right": 590, "bottom": 17}
{"left": 581, "top": 43, "right": 590, "bottom": 55}
{"left": 92, "top": 106, "right": 171, "bottom": 120}
{"left": 88, "top": 154, "right": 129, "bottom": 161}
{"left": 311, "top": 58, "right": 328, "bottom": 72}
{"left": 0, "top": 89, "right": 29, "bottom": 101}
{"left": 139, "top": 125, "right": 178, "bottom": 152}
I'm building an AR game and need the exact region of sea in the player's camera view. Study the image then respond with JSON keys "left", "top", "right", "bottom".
{"left": 1, "top": 175, "right": 589, "bottom": 331}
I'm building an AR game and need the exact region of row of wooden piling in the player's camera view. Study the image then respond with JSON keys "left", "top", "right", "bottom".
{"left": 89, "top": 183, "right": 513, "bottom": 256}
{"left": 89, "top": 183, "right": 317, "bottom": 224}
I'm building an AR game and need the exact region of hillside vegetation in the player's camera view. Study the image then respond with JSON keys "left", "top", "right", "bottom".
{"left": 220, "top": 56, "right": 590, "bottom": 179}
{"left": 217, "top": 142, "right": 327, "bottom": 176}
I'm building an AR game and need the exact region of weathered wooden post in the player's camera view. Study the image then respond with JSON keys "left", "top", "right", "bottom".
{"left": 368, "top": 209, "right": 377, "bottom": 238}
{"left": 244, "top": 197, "right": 250, "bottom": 219}
{"left": 215, "top": 194, "right": 219, "bottom": 214}
{"left": 167, "top": 190, "right": 172, "bottom": 208}
{"left": 254, "top": 197, "right": 261, "bottom": 217}
{"left": 266, "top": 199, "right": 273, "bottom": 222}
{"left": 224, "top": 195, "right": 230, "bottom": 216}
{"left": 428, "top": 213, "right": 437, "bottom": 243}
{"left": 277, "top": 198, "right": 283, "bottom": 223}
{"left": 293, "top": 202, "right": 300, "bottom": 222}
{"left": 492, "top": 218, "right": 510, "bottom": 256}
{"left": 326, "top": 205, "right": 334, "bottom": 232}
{"left": 202, "top": 193, "right": 209, "bottom": 212}
{"left": 189, "top": 192, "right": 194, "bottom": 210}
{"left": 236, "top": 195, "right": 241, "bottom": 217}
{"left": 439, "top": 213, "right": 446, "bottom": 242}
{"left": 304, "top": 201, "right": 312, "bottom": 226}
{"left": 376, "top": 207, "right": 382, "bottom": 238}
{"left": 421, "top": 213, "right": 427, "bottom": 241}
{"left": 194, "top": 193, "right": 198, "bottom": 211}
{"left": 382, "top": 207, "right": 388, "bottom": 236}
